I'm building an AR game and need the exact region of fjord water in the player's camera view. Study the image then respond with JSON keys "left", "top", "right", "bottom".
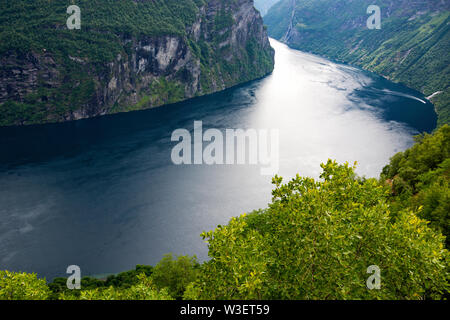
{"left": 0, "top": 40, "right": 436, "bottom": 280}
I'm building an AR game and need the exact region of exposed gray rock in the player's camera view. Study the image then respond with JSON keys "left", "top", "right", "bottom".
{"left": 0, "top": 0, "right": 274, "bottom": 126}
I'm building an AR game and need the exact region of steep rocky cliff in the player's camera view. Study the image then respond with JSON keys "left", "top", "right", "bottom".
{"left": 0, "top": 0, "right": 274, "bottom": 126}
{"left": 265, "top": 0, "right": 450, "bottom": 127}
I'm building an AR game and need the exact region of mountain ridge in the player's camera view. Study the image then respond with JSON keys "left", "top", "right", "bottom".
{"left": 265, "top": 0, "right": 450, "bottom": 127}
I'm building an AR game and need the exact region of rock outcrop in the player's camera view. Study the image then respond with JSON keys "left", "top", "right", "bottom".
{"left": 0, "top": 0, "right": 274, "bottom": 126}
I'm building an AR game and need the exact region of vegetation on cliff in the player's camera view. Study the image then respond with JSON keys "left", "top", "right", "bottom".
{"left": 0, "top": 0, "right": 201, "bottom": 125}
{"left": 382, "top": 124, "right": 449, "bottom": 248}
{"left": 254, "top": 0, "right": 281, "bottom": 16}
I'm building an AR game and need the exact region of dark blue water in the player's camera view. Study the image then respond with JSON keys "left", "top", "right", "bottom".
{"left": 0, "top": 40, "right": 436, "bottom": 280}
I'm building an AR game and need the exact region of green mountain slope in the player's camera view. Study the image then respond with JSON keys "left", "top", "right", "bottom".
{"left": 265, "top": 0, "right": 450, "bottom": 127}
{"left": 0, "top": 0, "right": 274, "bottom": 126}
{"left": 381, "top": 124, "right": 450, "bottom": 248}
{"left": 4, "top": 153, "right": 449, "bottom": 300}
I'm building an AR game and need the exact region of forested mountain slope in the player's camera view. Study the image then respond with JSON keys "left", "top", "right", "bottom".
{"left": 0, "top": 0, "right": 274, "bottom": 126}
{"left": 265, "top": 0, "right": 450, "bottom": 127}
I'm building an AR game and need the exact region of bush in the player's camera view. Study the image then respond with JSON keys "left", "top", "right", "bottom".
{"left": 190, "top": 161, "right": 449, "bottom": 300}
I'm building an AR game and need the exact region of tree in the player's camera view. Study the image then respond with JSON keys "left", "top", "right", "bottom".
{"left": 191, "top": 161, "right": 449, "bottom": 300}
{"left": 59, "top": 274, "right": 173, "bottom": 300}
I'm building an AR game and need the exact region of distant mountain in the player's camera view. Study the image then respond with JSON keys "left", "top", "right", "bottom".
{"left": 265, "top": 0, "right": 450, "bottom": 127}
{"left": 254, "top": 0, "right": 281, "bottom": 16}
{"left": 0, "top": 0, "right": 274, "bottom": 126}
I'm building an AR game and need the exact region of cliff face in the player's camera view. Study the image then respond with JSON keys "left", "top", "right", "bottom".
{"left": 265, "top": 0, "right": 450, "bottom": 127}
{"left": 0, "top": 0, "right": 274, "bottom": 126}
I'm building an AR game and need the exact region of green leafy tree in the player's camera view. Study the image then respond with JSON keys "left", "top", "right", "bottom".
{"left": 151, "top": 254, "right": 199, "bottom": 299}
{"left": 0, "top": 271, "right": 50, "bottom": 300}
{"left": 382, "top": 125, "right": 450, "bottom": 247}
{"left": 0, "top": 0, "right": 274, "bottom": 126}
{"left": 190, "top": 161, "right": 449, "bottom": 300}
{"left": 59, "top": 274, "right": 173, "bottom": 300}
{"left": 105, "top": 265, "right": 154, "bottom": 288}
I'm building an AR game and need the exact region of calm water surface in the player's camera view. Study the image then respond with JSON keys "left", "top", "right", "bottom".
{"left": 0, "top": 40, "right": 436, "bottom": 279}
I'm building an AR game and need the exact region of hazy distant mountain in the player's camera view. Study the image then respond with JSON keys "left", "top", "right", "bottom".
{"left": 254, "top": 0, "right": 280, "bottom": 16}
